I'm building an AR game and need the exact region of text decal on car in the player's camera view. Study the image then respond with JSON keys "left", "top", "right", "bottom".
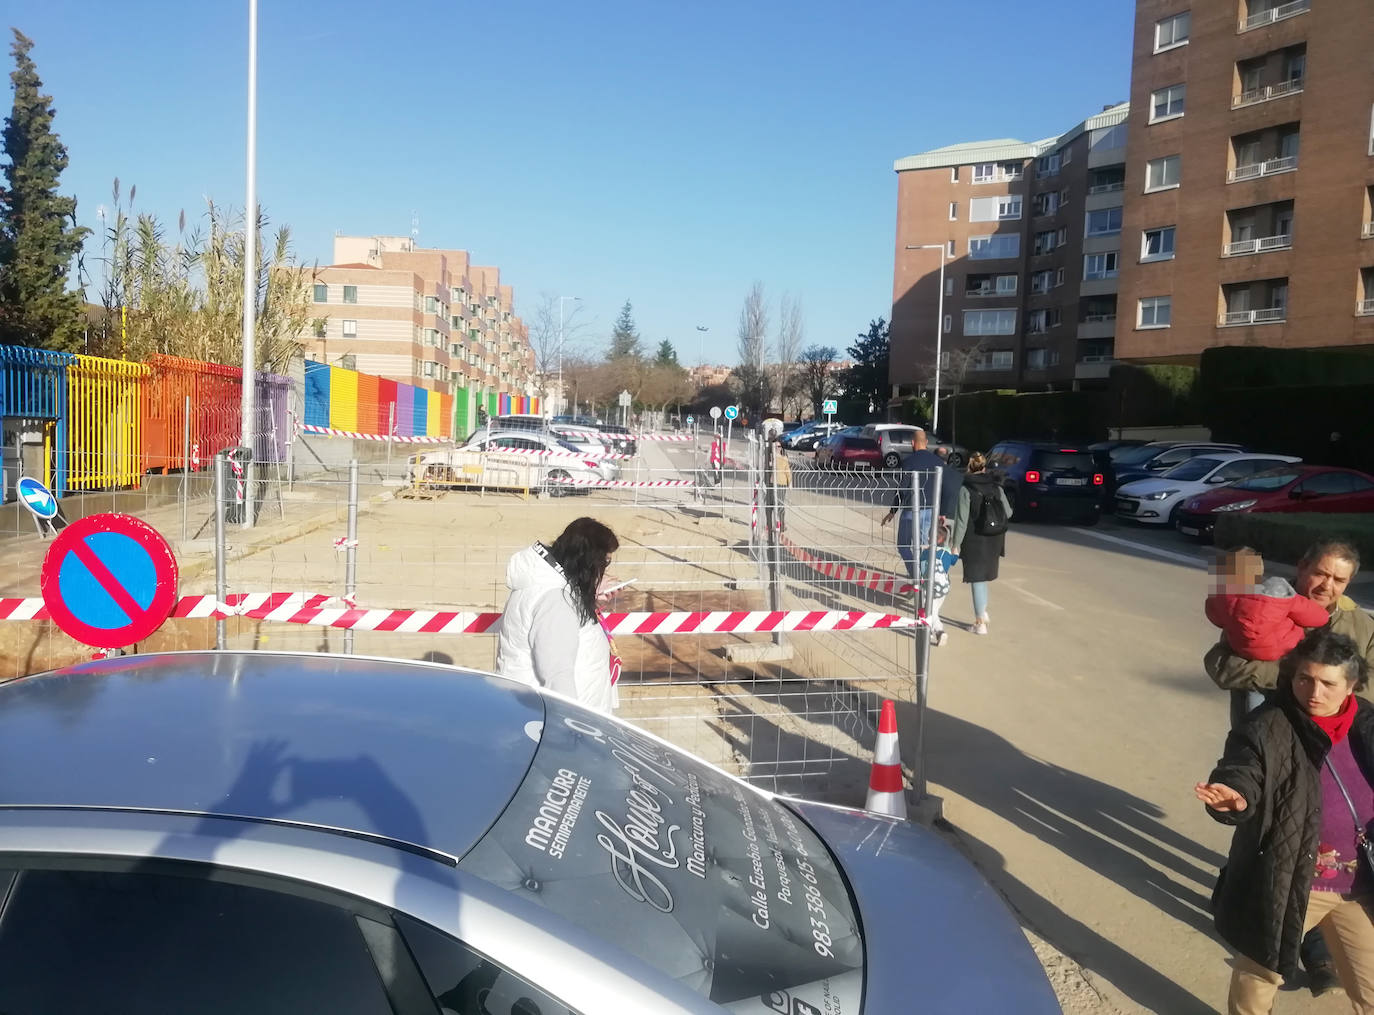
{"left": 460, "top": 700, "right": 864, "bottom": 1012}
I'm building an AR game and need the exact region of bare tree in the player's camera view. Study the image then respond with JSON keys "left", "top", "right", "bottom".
{"left": 919, "top": 338, "right": 988, "bottom": 440}
{"left": 798, "top": 344, "right": 838, "bottom": 418}
{"left": 527, "top": 292, "right": 590, "bottom": 405}
{"left": 774, "top": 292, "right": 804, "bottom": 415}
{"left": 735, "top": 281, "right": 771, "bottom": 416}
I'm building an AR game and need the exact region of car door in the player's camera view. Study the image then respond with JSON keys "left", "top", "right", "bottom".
{"left": 1275, "top": 471, "right": 1358, "bottom": 513}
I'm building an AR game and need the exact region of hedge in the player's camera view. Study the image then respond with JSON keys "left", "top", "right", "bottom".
{"left": 1205, "top": 382, "right": 1374, "bottom": 473}
{"left": 1213, "top": 513, "right": 1374, "bottom": 566}
{"left": 1199, "top": 346, "right": 1374, "bottom": 405}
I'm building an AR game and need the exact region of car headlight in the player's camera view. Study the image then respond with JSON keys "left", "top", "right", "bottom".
{"left": 1142, "top": 489, "right": 1178, "bottom": 501}
{"left": 1214, "top": 499, "right": 1258, "bottom": 512}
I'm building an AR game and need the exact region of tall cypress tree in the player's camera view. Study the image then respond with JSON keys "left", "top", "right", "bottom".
{"left": 0, "top": 30, "right": 89, "bottom": 351}
{"left": 610, "top": 300, "right": 641, "bottom": 359}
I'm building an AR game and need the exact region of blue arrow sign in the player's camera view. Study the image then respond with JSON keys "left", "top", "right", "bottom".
{"left": 16, "top": 476, "right": 58, "bottom": 520}
{"left": 686, "top": 415, "right": 695, "bottom": 425}
{"left": 724, "top": 405, "right": 739, "bottom": 420}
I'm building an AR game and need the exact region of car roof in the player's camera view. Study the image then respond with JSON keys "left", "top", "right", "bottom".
{"left": 0, "top": 652, "right": 543, "bottom": 863}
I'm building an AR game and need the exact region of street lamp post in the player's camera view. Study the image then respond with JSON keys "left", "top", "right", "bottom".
{"left": 557, "top": 296, "right": 580, "bottom": 415}
{"left": 906, "top": 244, "right": 948, "bottom": 434}
{"left": 239, "top": 0, "right": 260, "bottom": 527}
{"left": 695, "top": 324, "right": 709, "bottom": 367}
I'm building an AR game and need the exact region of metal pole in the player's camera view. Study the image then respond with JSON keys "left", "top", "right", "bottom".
{"left": 765, "top": 441, "right": 783, "bottom": 642}
{"left": 557, "top": 299, "right": 564, "bottom": 416}
{"left": 933, "top": 252, "right": 946, "bottom": 435}
{"left": 214, "top": 454, "right": 228, "bottom": 650}
{"left": 344, "top": 459, "right": 358, "bottom": 654}
{"left": 239, "top": 0, "right": 260, "bottom": 528}
{"left": 913, "top": 465, "right": 942, "bottom": 802}
{"left": 181, "top": 395, "right": 190, "bottom": 542}
{"left": 386, "top": 403, "right": 395, "bottom": 478}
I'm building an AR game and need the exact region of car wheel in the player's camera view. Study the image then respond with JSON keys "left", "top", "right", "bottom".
{"left": 1167, "top": 503, "right": 1182, "bottom": 527}
{"left": 883, "top": 452, "right": 901, "bottom": 470}
{"left": 1080, "top": 509, "right": 1100, "bottom": 528}
{"left": 545, "top": 468, "right": 572, "bottom": 497}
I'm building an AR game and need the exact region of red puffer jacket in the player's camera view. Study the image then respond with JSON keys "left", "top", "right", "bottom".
{"left": 1206, "top": 579, "right": 1331, "bottom": 661}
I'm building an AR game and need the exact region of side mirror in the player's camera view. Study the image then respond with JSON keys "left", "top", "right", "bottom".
{"left": 1289, "top": 487, "right": 1307, "bottom": 500}
{"left": 1206, "top": 475, "right": 1228, "bottom": 484}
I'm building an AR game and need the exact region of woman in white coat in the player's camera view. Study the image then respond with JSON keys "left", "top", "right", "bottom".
{"left": 497, "top": 517, "right": 620, "bottom": 711}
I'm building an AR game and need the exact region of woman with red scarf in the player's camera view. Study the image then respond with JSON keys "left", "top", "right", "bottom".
{"left": 1197, "top": 628, "right": 1374, "bottom": 1013}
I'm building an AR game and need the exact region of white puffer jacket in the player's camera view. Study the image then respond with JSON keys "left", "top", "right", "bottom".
{"left": 497, "top": 545, "right": 613, "bottom": 712}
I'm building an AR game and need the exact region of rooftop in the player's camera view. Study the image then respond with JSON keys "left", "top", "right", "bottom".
{"left": 894, "top": 101, "right": 1129, "bottom": 173}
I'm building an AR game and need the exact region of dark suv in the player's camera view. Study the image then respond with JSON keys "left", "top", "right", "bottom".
{"left": 594, "top": 423, "right": 637, "bottom": 456}
{"left": 986, "top": 441, "right": 1105, "bottom": 525}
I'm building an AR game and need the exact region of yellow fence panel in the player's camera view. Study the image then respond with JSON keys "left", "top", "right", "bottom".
{"left": 67, "top": 356, "right": 151, "bottom": 491}
{"left": 329, "top": 366, "right": 359, "bottom": 431}
{"left": 426, "top": 390, "right": 441, "bottom": 437}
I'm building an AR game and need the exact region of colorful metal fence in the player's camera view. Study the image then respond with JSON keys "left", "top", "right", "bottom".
{"left": 67, "top": 355, "right": 150, "bottom": 492}
{"left": 0, "top": 347, "right": 75, "bottom": 493}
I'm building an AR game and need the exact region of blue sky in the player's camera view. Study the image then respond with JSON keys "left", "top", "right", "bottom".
{"left": 13, "top": 0, "right": 1134, "bottom": 365}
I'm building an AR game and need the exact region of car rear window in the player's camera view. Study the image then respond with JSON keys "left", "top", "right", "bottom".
{"left": 848, "top": 438, "right": 879, "bottom": 449}
{"left": 460, "top": 700, "right": 864, "bottom": 1011}
{"left": 1030, "top": 450, "right": 1090, "bottom": 472}
{"left": 1111, "top": 445, "right": 1167, "bottom": 465}
{"left": 1162, "top": 457, "right": 1224, "bottom": 482}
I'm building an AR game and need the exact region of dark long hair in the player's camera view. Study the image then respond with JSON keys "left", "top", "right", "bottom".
{"left": 549, "top": 517, "right": 619, "bottom": 625}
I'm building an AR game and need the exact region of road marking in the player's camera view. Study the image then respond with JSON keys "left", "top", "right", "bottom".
{"left": 1069, "top": 527, "right": 1207, "bottom": 568}
{"left": 1004, "top": 580, "right": 1064, "bottom": 611}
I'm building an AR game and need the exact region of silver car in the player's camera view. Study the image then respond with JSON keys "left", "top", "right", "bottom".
{"left": 0, "top": 653, "right": 1060, "bottom": 1014}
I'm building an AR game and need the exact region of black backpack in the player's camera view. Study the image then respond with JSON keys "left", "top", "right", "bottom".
{"left": 973, "top": 485, "right": 1009, "bottom": 536}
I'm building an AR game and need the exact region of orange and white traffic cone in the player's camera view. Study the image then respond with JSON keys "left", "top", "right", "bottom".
{"left": 864, "top": 700, "right": 907, "bottom": 819}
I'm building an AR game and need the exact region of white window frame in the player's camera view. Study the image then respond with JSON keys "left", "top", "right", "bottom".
{"left": 313, "top": 284, "right": 328, "bottom": 303}
{"left": 1056, "top": 267, "right": 1066, "bottom": 286}
{"left": 950, "top": 166, "right": 960, "bottom": 183}
{"left": 969, "top": 234, "right": 1019, "bottom": 260}
{"left": 1154, "top": 11, "right": 1190, "bottom": 52}
{"left": 963, "top": 309, "right": 1018, "bottom": 336}
{"left": 943, "top": 315, "right": 952, "bottom": 333}
{"left": 998, "top": 195, "right": 1023, "bottom": 220}
{"left": 944, "top": 277, "right": 954, "bottom": 296}
{"left": 1146, "top": 155, "right": 1181, "bottom": 192}
{"left": 1141, "top": 226, "right": 1177, "bottom": 262}
{"left": 1085, "top": 207, "right": 1123, "bottom": 236}
{"left": 949, "top": 201, "right": 958, "bottom": 221}
{"left": 341, "top": 319, "right": 358, "bottom": 338}
{"left": 947, "top": 239, "right": 956, "bottom": 256}
{"left": 1150, "top": 83, "right": 1186, "bottom": 123}
{"left": 1138, "top": 296, "right": 1172, "bottom": 329}
{"left": 1084, "top": 252, "right": 1121, "bottom": 280}
{"left": 995, "top": 274, "right": 1018, "bottom": 295}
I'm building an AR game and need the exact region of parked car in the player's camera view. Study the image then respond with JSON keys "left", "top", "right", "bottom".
{"left": 593, "top": 422, "right": 637, "bottom": 456}
{"left": 986, "top": 440, "right": 1105, "bottom": 525}
{"left": 550, "top": 424, "right": 614, "bottom": 457}
{"left": 1108, "top": 441, "right": 1245, "bottom": 487}
{"left": 1175, "top": 465, "right": 1374, "bottom": 541}
{"left": 412, "top": 429, "right": 617, "bottom": 494}
{"left": 0, "top": 652, "right": 1060, "bottom": 1014}
{"left": 783, "top": 420, "right": 846, "bottom": 451}
{"left": 811, "top": 426, "right": 864, "bottom": 464}
{"left": 1114, "top": 452, "right": 1301, "bottom": 526}
{"left": 816, "top": 434, "right": 882, "bottom": 470}
{"left": 859, "top": 424, "right": 969, "bottom": 470}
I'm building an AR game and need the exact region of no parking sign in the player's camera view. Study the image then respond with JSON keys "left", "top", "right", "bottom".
{"left": 40, "top": 514, "right": 179, "bottom": 649}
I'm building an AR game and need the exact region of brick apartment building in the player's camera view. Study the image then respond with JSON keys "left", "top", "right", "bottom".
{"left": 890, "top": 103, "right": 1130, "bottom": 400}
{"left": 308, "top": 235, "right": 535, "bottom": 419}
{"left": 1115, "top": 0, "right": 1374, "bottom": 363}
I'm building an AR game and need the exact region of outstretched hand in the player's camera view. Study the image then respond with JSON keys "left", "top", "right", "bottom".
{"left": 1195, "top": 782, "right": 1247, "bottom": 812}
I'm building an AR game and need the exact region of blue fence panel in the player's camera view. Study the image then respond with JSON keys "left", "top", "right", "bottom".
{"left": 304, "top": 361, "right": 330, "bottom": 428}
{"left": 0, "top": 346, "right": 77, "bottom": 494}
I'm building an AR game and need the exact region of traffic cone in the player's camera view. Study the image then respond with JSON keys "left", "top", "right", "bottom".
{"left": 865, "top": 700, "right": 907, "bottom": 819}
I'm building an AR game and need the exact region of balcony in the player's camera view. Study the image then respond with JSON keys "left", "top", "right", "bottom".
{"left": 1364, "top": 222, "right": 1374, "bottom": 238}
{"left": 1233, "top": 76, "right": 1304, "bottom": 108}
{"left": 1223, "top": 234, "right": 1293, "bottom": 256}
{"left": 1088, "top": 182, "right": 1124, "bottom": 195}
{"left": 1360, "top": 299, "right": 1374, "bottom": 316}
{"left": 1239, "top": 0, "right": 1310, "bottom": 32}
{"left": 1228, "top": 155, "right": 1298, "bottom": 182}
{"left": 1220, "top": 307, "right": 1287, "bottom": 326}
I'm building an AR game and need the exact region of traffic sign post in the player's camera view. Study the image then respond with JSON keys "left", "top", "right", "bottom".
{"left": 822, "top": 398, "right": 837, "bottom": 430}
{"left": 723, "top": 405, "right": 738, "bottom": 466}
{"left": 40, "top": 513, "right": 179, "bottom": 650}
{"left": 16, "top": 476, "right": 64, "bottom": 539}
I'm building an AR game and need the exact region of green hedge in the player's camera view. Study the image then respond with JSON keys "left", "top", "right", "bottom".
{"left": 944, "top": 389, "right": 1109, "bottom": 450}
{"left": 1214, "top": 513, "right": 1374, "bottom": 566}
{"left": 1199, "top": 346, "right": 1374, "bottom": 405}
{"left": 1205, "top": 382, "right": 1374, "bottom": 473}
{"left": 1108, "top": 363, "right": 1200, "bottom": 426}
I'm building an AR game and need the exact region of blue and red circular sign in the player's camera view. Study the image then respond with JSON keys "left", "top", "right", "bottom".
{"left": 40, "top": 513, "right": 179, "bottom": 649}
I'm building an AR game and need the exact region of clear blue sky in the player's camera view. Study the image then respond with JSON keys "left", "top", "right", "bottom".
{"left": 14, "top": 0, "right": 1134, "bottom": 365}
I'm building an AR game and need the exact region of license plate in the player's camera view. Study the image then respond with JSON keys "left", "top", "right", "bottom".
{"left": 1116, "top": 499, "right": 1136, "bottom": 513}
{"left": 1056, "top": 478, "right": 1087, "bottom": 486}
{"left": 1180, "top": 525, "right": 1199, "bottom": 536}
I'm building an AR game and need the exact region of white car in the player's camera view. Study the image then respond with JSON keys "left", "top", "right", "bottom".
{"left": 412, "top": 429, "right": 618, "bottom": 494}
{"left": 1114, "top": 452, "right": 1301, "bottom": 525}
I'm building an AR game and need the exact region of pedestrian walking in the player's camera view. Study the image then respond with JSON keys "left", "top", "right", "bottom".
{"left": 709, "top": 435, "right": 723, "bottom": 484}
{"left": 497, "top": 517, "right": 621, "bottom": 712}
{"left": 1195, "top": 629, "right": 1374, "bottom": 1013}
{"left": 770, "top": 440, "right": 791, "bottom": 533}
{"left": 881, "top": 427, "right": 944, "bottom": 579}
{"left": 948, "top": 452, "right": 1012, "bottom": 636}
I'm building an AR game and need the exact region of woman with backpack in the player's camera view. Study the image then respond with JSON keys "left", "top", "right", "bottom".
{"left": 949, "top": 452, "right": 1013, "bottom": 636}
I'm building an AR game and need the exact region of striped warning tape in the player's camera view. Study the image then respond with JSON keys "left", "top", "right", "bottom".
{"left": 0, "top": 593, "right": 916, "bottom": 634}
{"left": 300, "top": 423, "right": 450, "bottom": 444}
{"left": 548, "top": 477, "right": 696, "bottom": 489}
{"left": 449, "top": 444, "right": 636, "bottom": 462}
{"left": 632, "top": 434, "right": 696, "bottom": 442}
{"left": 780, "top": 533, "right": 917, "bottom": 596}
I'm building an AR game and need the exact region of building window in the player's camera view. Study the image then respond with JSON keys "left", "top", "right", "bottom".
{"left": 312, "top": 284, "right": 327, "bottom": 303}
{"left": 1090, "top": 122, "right": 1128, "bottom": 154}
{"left": 970, "top": 196, "right": 1023, "bottom": 221}
{"left": 1154, "top": 11, "right": 1190, "bottom": 51}
{"left": 1145, "top": 155, "right": 1181, "bottom": 191}
{"left": 963, "top": 309, "right": 1017, "bottom": 336}
{"left": 341, "top": 319, "right": 357, "bottom": 337}
{"left": 423, "top": 361, "right": 436, "bottom": 378}
{"left": 1033, "top": 191, "right": 1061, "bottom": 216}
{"left": 947, "top": 239, "right": 956, "bottom": 256}
{"left": 342, "top": 285, "right": 358, "bottom": 304}
{"left": 1084, "top": 252, "right": 1120, "bottom": 280}
{"left": 972, "top": 162, "right": 1023, "bottom": 184}
{"left": 969, "top": 234, "right": 1020, "bottom": 259}
{"left": 1027, "top": 309, "right": 1061, "bottom": 334}
{"left": 1150, "top": 84, "right": 1186, "bottom": 122}
{"left": 943, "top": 315, "right": 952, "bottom": 333}
{"left": 1139, "top": 296, "right": 1172, "bottom": 328}
{"left": 1033, "top": 230, "right": 1059, "bottom": 255}
{"left": 1085, "top": 208, "right": 1123, "bottom": 236}
{"left": 1141, "top": 226, "right": 1177, "bottom": 261}
{"left": 425, "top": 296, "right": 437, "bottom": 314}
{"left": 950, "top": 166, "right": 960, "bottom": 183}
{"left": 972, "top": 350, "right": 1015, "bottom": 371}
{"left": 949, "top": 202, "right": 958, "bottom": 220}
{"left": 1027, "top": 348, "right": 1060, "bottom": 370}
{"left": 312, "top": 320, "right": 326, "bottom": 338}
{"left": 1056, "top": 267, "right": 1066, "bottom": 286}
{"left": 1031, "top": 269, "right": 1055, "bottom": 294}
{"left": 424, "top": 328, "right": 439, "bottom": 346}
{"left": 1037, "top": 153, "right": 1061, "bottom": 178}
{"left": 945, "top": 277, "right": 955, "bottom": 295}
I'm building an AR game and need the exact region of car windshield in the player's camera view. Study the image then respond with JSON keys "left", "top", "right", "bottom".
{"left": 1031, "top": 451, "right": 1088, "bottom": 472}
{"left": 1112, "top": 445, "right": 1170, "bottom": 465}
{"left": 460, "top": 698, "right": 864, "bottom": 1011}
{"left": 1233, "top": 469, "right": 1301, "bottom": 492}
{"left": 1162, "top": 457, "right": 1224, "bottom": 482}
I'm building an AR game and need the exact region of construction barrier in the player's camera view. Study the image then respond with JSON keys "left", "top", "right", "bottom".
{"left": 141, "top": 355, "right": 241, "bottom": 474}
{"left": 67, "top": 355, "right": 150, "bottom": 491}
{"left": 0, "top": 346, "right": 73, "bottom": 493}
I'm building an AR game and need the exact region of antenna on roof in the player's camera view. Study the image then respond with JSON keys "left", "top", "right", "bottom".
{"left": 411, "top": 211, "right": 420, "bottom": 247}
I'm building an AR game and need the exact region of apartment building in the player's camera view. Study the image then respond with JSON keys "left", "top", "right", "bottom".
{"left": 890, "top": 103, "right": 1130, "bottom": 398}
{"left": 1116, "top": 0, "right": 1374, "bottom": 362}
{"left": 309, "top": 235, "right": 535, "bottom": 406}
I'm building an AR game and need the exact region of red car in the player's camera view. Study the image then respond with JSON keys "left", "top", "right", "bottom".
{"left": 1175, "top": 465, "right": 1374, "bottom": 541}
{"left": 816, "top": 435, "right": 882, "bottom": 470}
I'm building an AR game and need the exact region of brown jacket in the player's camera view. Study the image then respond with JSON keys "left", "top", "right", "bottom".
{"left": 1204, "top": 595, "right": 1374, "bottom": 692}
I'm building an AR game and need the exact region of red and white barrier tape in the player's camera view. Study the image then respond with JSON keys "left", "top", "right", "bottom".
{"left": 633, "top": 434, "right": 695, "bottom": 442}
{"left": 333, "top": 537, "right": 358, "bottom": 551}
{"left": 780, "top": 533, "right": 917, "bottom": 596}
{"left": 0, "top": 594, "right": 914, "bottom": 635}
{"left": 548, "top": 477, "right": 695, "bottom": 489}
{"left": 300, "top": 423, "right": 449, "bottom": 444}
{"left": 436, "top": 444, "right": 635, "bottom": 462}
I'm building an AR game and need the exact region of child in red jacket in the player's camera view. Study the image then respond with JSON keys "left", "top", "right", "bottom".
{"left": 1206, "top": 546, "right": 1330, "bottom": 661}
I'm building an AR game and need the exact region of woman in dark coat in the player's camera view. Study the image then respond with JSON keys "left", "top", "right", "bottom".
{"left": 949, "top": 452, "right": 1012, "bottom": 636}
{"left": 1196, "top": 629, "right": 1374, "bottom": 1013}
